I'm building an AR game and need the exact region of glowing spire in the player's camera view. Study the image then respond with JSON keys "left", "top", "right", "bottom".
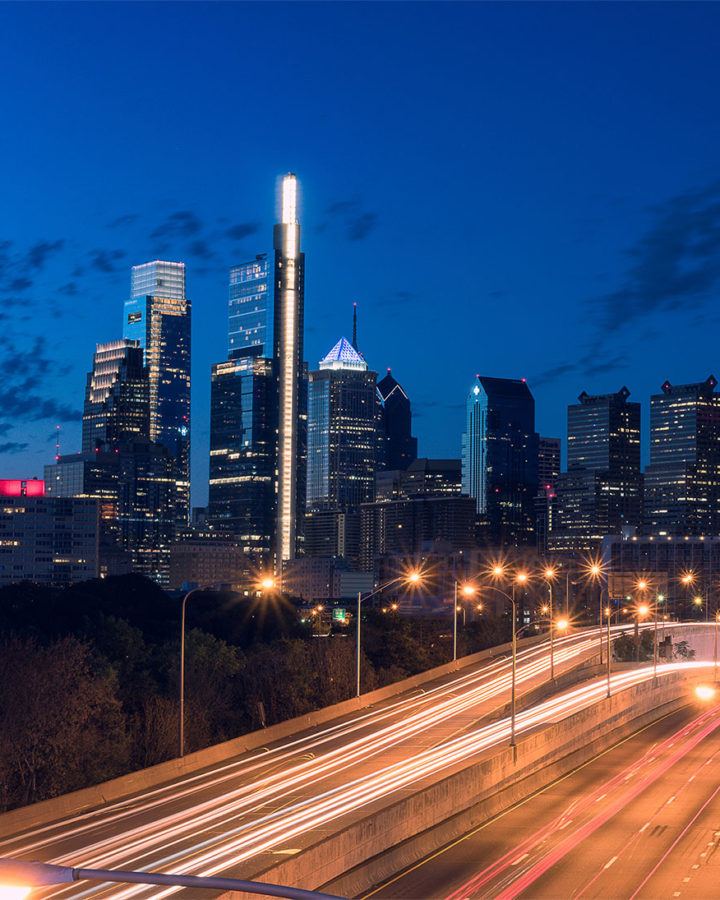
{"left": 281, "top": 173, "right": 298, "bottom": 225}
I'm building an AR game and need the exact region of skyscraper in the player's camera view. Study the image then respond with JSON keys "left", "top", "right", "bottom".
{"left": 228, "top": 253, "right": 272, "bottom": 358}
{"left": 462, "top": 376, "right": 539, "bottom": 546}
{"left": 644, "top": 376, "right": 720, "bottom": 535}
{"left": 82, "top": 339, "right": 148, "bottom": 453}
{"left": 549, "top": 388, "right": 642, "bottom": 551}
{"left": 307, "top": 337, "right": 380, "bottom": 509}
{"left": 535, "top": 436, "right": 561, "bottom": 552}
{"left": 377, "top": 369, "right": 417, "bottom": 470}
{"left": 124, "top": 260, "right": 191, "bottom": 524}
{"left": 208, "top": 355, "right": 276, "bottom": 557}
{"left": 273, "top": 174, "right": 306, "bottom": 567}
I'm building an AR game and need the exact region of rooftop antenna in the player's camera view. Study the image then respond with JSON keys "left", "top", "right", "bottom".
{"left": 352, "top": 302, "right": 358, "bottom": 350}
{"left": 55, "top": 424, "right": 61, "bottom": 462}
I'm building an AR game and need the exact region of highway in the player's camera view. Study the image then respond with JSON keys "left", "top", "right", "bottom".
{"left": 0, "top": 625, "right": 711, "bottom": 898}
{"left": 368, "top": 701, "right": 720, "bottom": 899}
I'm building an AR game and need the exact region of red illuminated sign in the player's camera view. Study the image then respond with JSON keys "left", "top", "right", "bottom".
{"left": 0, "top": 479, "right": 45, "bottom": 497}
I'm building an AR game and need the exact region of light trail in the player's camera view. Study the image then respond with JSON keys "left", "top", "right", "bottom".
{"left": 45, "top": 662, "right": 715, "bottom": 898}
{"left": 0, "top": 625, "right": 707, "bottom": 899}
{"left": 443, "top": 699, "right": 720, "bottom": 900}
{"left": 2, "top": 627, "right": 615, "bottom": 859}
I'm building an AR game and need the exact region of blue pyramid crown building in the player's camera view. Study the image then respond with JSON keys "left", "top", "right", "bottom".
{"left": 319, "top": 336, "right": 368, "bottom": 371}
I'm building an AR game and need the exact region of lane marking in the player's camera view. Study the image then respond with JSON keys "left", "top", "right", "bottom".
{"left": 604, "top": 856, "right": 618, "bottom": 869}
{"left": 512, "top": 853, "right": 529, "bottom": 866}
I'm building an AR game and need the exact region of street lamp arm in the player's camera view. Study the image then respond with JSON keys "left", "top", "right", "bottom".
{"left": 360, "top": 575, "right": 406, "bottom": 604}
{"left": 0, "top": 858, "right": 342, "bottom": 900}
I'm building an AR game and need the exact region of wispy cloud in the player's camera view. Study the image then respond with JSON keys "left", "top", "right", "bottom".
{"left": 318, "top": 198, "right": 379, "bottom": 241}
{"left": 226, "top": 222, "right": 260, "bottom": 241}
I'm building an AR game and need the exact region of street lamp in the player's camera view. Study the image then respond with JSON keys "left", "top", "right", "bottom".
{"left": 453, "top": 581, "right": 477, "bottom": 661}
{"left": 584, "top": 559, "right": 606, "bottom": 665}
{"left": 356, "top": 570, "right": 423, "bottom": 696}
{"left": 635, "top": 579, "right": 651, "bottom": 666}
{"left": 179, "top": 587, "right": 204, "bottom": 757}
{"left": 542, "top": 566, "right": 558, "bottom": 680}
{"left": 0, "top": 858, "right": 340, "bottom": 900}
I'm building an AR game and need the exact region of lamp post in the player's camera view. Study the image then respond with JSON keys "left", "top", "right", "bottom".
{"left": 179, "top": 587, "right": 204, "bottom": 758}
{"left": 604, "top": 603, "right": 612, "bottom": 698}
{"left": 680, "top": 570, "right": 696, "bottom": 621}
{"left": 356, "top": 570, "right": 422, "bottom": 696}
{"left": 634, "top": 579, "right": 650, "bottom": 665}
{"left": 453, "top": 581, "right": 475, "bottom": 661}
{"left": 715, "top": 609, "right": 719, "bottom": 683}
{"left": 0, "top": 858, "right": 341, "bottom": 900}
{"left": 543, "top": 566, "right": 558, "bottom": 680}
{"left": 585, "top": 561, "right": 605, "bottom": 666}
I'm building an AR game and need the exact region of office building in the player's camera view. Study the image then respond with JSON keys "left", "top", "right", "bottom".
{"left": 124, "top": 260, "right": 191, "bottom": 524}
{"left": 375, "top": 458, "right": 462, "bottom": 502}
{"left": 208, "top": 356, "right": 276, "bottom": 557}
{"left": 273, "top": 174, "right": 307, "bottom": 568}
{"left": 549, "top": 388, "right": 642, "bottom": 551}
{"left": 228, "top": 254, "right": 272, "bottom": 358}
{"left": 0, "top": 481, "right": 99, "bottom": 587}
{"left": 462, "top": 376, "right": 539, "bottom": 546}
{"left": 644, "top": 376, "right": 720, "bottom": 535}
{"left": 377, "top": 369, "right": 417, "bottom": 470}
{"left": 535, "top": 436, "right": 561, "bottom": 552}
{"left": 282, "top": 556, "right": 373, "bottom": 602}
{"left": 360, "top": 494, "right": 477, "bottom": 571}
{"left": 307, "top": 337, "right": 380, "bottom": 509}
{"left": 169, "top": 530, "right": 251, "bottom": 592}
{"left": 82, "top": 339, "right": 149, "bottom": 453}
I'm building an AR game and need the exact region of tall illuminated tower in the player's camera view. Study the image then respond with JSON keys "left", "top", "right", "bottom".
{"left": 124, "top": 260, "right": 191, "bottom": 526}
{"left": 273, "top": 174, "right": 306, "bottom": 567}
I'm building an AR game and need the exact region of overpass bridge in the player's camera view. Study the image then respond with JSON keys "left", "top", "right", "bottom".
{"left": 0, "top": 623, "right": 715, "bottom": 898}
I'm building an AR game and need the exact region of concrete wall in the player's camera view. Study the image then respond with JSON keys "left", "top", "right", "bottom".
{"left": 222, "top": 667, "right": 709, "bottom": 898}
{"left": 0, "top": 632, "right": 551, "bottom": 837}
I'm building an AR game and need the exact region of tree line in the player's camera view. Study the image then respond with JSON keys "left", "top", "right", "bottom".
{"left": 0, "top": 575, "right": 509, "bottom": 811}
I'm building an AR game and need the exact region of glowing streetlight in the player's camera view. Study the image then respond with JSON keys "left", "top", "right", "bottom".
{"left": 356, "top": 570, "right": 424, "bottom": 695}
{"left": 491, "top": 563, "right": 506, "bottom": 579}
{"left": 259, "top": 576, "right": 276, "bottom": 591}
{"left": 515, "top": 571, "right": 529, "bottom": 585}
{"left": 637, "top": 603, "right": 650, "bottom": 618}
{"left": 694, "top": 595, "right": 703, "bottom": 607}
{"left": 461, "top": 583, "right": 477, "bottom": 598}
{"left": 556, "top": 617, "right": 569, "bottom": 631}
{"left": 695, "top": 684, "right": 716, "bottom": 702}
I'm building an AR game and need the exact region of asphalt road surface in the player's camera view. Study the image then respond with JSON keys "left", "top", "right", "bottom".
{"left": 366, "top": 702, "right": 720, "bottom": 899}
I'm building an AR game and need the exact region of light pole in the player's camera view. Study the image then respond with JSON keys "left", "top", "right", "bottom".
{"left": 680, "top": 570, "right": 696, "bottom": 621}
{"left": 0, "top": 858, "right": 341, "bottom": 900}
{"left": 543, "top": 566, "right": 558, "bottom": 681}
{"left": 635, "top": 579, "right": 650, "bottom": 664}
{"left": 585, "top": 560, "right": 605, "bottom": 666}
{"left": 714, "top": 609, "right": 719, "bottom": 682}
{"left": 179, "top": 587, "right": 203, "bottom": 758}
{"left": 356, "top": 570, "right": 422, "bottom": 696}
{"left": 453, "top": 581, "right": 475, "bottom": 661}
{"left": 604, "top": 602, "right": 612, "bottom": 698}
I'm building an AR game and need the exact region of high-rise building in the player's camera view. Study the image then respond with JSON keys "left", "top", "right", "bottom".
{"left": 377, "top": 369, "right": 417, "bottom": 470}
{"left": 375, "top": 458, "right": 462, "bottom": 502}
{"left": 307, "top": 337, "right": 380, "bottom": 509}
{"left": 273, "top": 174, "right": 307, "bottom": 567}
{"left": 228, "top": 253, "right": 272, "bottom": 359}
{"left": 82, "top": 339, "right": 148, "bottom": 453}
{"left": 0, "top": 483, "right": 100, "bottom": 587}
{"left": 124, "top": 260, "right": 191, "bottom": 524}
{"left": 208, "top": 355, "right": 276, "bottom": 557}
{"left": 535, "top": 436, "right": 561, "bottom": 552}
{"left": 305, "top": 335, "right": 380, "bottom": 568}
{"left": 549, "top": 388, "right": 642, "bottom": 551}
{"left": 644, "top": 376, "right": 720, "bottom": 535}
{"left": 462, "top": 376, "right": 539, "bottom": 546}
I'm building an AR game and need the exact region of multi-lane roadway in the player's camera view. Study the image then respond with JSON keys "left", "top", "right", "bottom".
{"left": 368, "top": 702, "right": 720, "bottom": 899}
{"left": 0, "top": 625, "right": 712, "bottom": 898}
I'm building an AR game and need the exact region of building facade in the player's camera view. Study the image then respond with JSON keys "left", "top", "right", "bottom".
{"left": 644, "top": 376, "right": 720, "bottom": 535}
{"left": 228, "top": 253, "right": 272, "bottom": 358}
{"left": 0, "top": 483, "right": 99, "bottom": 587}
{"left": 549, "top": 388, "right": 642, "bottom": 552}
{"left": 208, "top": 355, "right": 277, "bottom": 557}
{"left": 462, "top": 376, "right": 539, "bottom": 546}
{"left": 124, "top": 260, "right": 191, "bottom": 525}
{"left": 376, "top": 369, "right": 417, "bottom": 471}
{"left": 82, "top": 339, "right": 149, "bottom": 453}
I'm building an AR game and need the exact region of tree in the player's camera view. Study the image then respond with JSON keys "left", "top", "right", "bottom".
{"left": 0, "top": 636, "right": 128, "bottom": 810}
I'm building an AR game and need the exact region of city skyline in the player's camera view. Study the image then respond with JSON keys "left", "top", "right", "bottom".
{"left": 3, "top": 3, "right": 720, "bottom": 506}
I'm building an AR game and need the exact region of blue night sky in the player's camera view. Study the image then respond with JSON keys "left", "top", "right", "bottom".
{"left": 2, "top": 2, "right": 720, "bottom": 504}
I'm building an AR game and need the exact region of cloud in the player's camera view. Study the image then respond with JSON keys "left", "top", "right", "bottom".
{"left": 151, "top": 210, "right": 202, "bottom": 240}
{"left": 89, "top": 248, "right": 126, "bottom": 273}
{"left": 24, "top": 240, "right": 64, "bottom": 272}
{"left": 0, "top": 337, "right": 81, "bottom": 433}
{"left": 186, "top": 239, "right": 215, "bottom": 261}
{"left": 0, "top": 441, "right": 29, "bottom": 454}
{"left": 108, "top": 213, "right": 139, "bottom": 228}
{"left": 319, "top": 198, "right": 379, "bottom": 241}
{"left": 226, "top": 222, "right": 260, "bottom": 241}
{"left": 595, "top": 180, "right": 720, "bottom": 333}
{"left": 531, "top": 350, "right": 629, "bottom": 387}
{"left": 58, "top": 281, "right": 78, "bottom": 296}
